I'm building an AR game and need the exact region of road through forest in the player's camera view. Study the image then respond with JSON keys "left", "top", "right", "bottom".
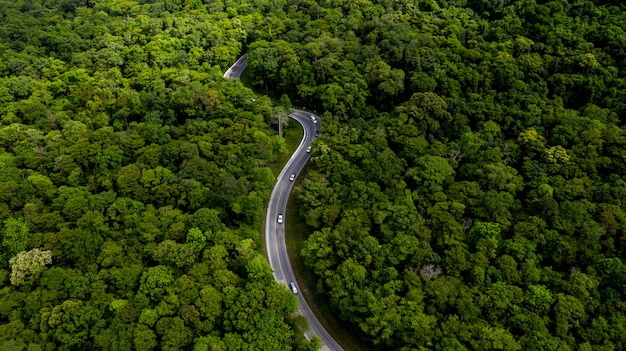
{"left": 224, "top": 56, "right": 344, "bottom": 351}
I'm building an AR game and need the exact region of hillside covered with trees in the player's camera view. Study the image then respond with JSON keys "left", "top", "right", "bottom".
{"left": 242, "top": 0, "right": 626, "bottom": 350}
{"left": 3, "top": 0, "right": 626, "bottom": 350}
{"left": 0, "top": 1, "right": 320, "bottom": 350}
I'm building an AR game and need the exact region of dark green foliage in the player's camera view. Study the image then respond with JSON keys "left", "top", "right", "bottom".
{"left": 233, "top": 0, "right": 626, "bottom": 349}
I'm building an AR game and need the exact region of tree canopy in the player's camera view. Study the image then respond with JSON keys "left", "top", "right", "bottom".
{"left": 243, "top": 0, "right": 626, "bottom": 349}
{"left": 3, "top": 0, "right": 626, "bottom": 350}
{"left": 0, "top": 1, "right": 315, "bottom": 350}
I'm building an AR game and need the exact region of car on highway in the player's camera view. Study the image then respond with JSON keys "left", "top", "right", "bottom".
{"left": 307, "top": 146, "right": 312, "bottom": 153}
{"left": 289, "top": 173, "right": 295, "bottom": 181}
{"left": 289, "top": 282, "right": 298, "bottom": 294}
{"left": 277, "top": 214, "right": 283, "bottom": 224}
{"left": 310, "top": 115, "right": 317, "bottom": 123}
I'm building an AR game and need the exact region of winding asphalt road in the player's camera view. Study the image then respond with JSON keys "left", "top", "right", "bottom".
{"left": 224, "top": 58, "right": 343, "bottom": 351}
{"left": 223, "top": 54, "right": 247, "bottom": 79}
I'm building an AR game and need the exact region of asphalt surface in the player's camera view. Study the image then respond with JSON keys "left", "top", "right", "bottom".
{"left": 223, "top": 54, "right": 247, "bottom": 79}
{"left": 224, "top": 58, "right": 343, "bottom": 351}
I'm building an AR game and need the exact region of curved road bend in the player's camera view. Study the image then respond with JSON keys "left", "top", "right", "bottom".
{"left": 224, "top": 58, "right": 343, "bottom": 351}
{"left": 223, "top": 54, "right": 247, "bottom": 79}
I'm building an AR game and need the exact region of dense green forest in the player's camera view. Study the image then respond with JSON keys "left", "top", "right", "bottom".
{"left": 242, "top": 0, "right": 626, "bottom": 350}
{"left": 3, "top": 0, "right": 626, "bottom": 350}
{"left": 0, "top": 1, "right": 320, "bottom": 350}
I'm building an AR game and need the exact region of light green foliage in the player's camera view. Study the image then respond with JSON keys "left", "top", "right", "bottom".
{"left": 27, "top": 174, "right": 57, "bottom": 199}
{"left": 524, "top": 285, "right": 554, "bottom": 315}
{"left": 1, "top": 217, "right": 29, "bottom": 261}
{"left": 545, "top": 145, "right": 570, "bottom": 164}
{"left": 139, "top": 266, "right": 174, "bottom": 301}
{"left": 518, "top": 128, "right": 546, "bottom": 151}
{"left": 473, "top": 326, "right": 522, "bottom": 351}
{"left": 186, "top": 227, "right": 210, "bottom": 251}
{"left": 139, "top": 309, "right": 159, "bottom": 327}
{"left": 8, "top": 248, "right": 52, "bottom": 286}
{"left": 109, "top": 299, "right": 127, "bottom": 312}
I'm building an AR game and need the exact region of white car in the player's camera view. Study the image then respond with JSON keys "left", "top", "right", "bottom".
{"left": 277, "top": 214, "right": 283, "bottom": 224}
{"left": 306, "top": 146, "right": 312, "bottom": 153}
{"left": 289, "top": 282, "right": 298, "bottom": 294}
{"left": 310, "top": 115, "right": 317, "bottom": 123}
{"left": 289, "top": 174, "right": 295, "bottom": 181}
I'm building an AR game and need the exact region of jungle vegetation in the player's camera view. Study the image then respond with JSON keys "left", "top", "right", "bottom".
{"left": 0, "top": 0, "right": 319, "bottom": 350}
{"left": 244, "top": 0, "right": 626, "bottom": 350}
{"left": 2, "top": 0, "right": 626, "bottom": 350}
